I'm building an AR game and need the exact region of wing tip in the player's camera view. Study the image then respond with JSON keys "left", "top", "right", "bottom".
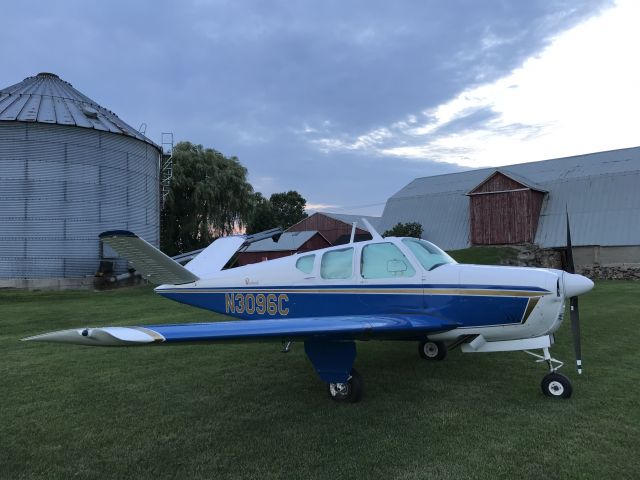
{"left": 99, "top": 230, "right": 137, "bottom": 239}
{"left": 21, "top": 327, "right": 165, "bottom": 346}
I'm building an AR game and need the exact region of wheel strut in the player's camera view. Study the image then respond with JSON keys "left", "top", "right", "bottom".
{"left": 525, "top": 348, "right": 573, "bottom": 399}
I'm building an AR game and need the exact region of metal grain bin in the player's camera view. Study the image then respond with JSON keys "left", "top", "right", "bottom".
{"left": 0, "top": 73, "right": 161, "bottom": 280}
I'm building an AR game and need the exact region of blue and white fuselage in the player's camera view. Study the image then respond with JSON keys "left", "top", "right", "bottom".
{"left": 155, "top": 237, "right": 569, "bottom": 343}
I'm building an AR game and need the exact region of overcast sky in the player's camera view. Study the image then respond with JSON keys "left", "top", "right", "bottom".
{"left": 2, "top": 0, "right": 636, "bottom": 215}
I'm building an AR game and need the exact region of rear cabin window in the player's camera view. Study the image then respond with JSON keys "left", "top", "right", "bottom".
{"left": 296, "top": 255, "right": 315, "bottom": 274}
{"left": 320, "top": 248, "right": 354, "bottom": 279}
{"left": 361, "top": 242, "right": 416, "bottom": 279}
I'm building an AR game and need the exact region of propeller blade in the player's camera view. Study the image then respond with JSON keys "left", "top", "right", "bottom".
{"left": 570, "top": 297, "right": 582, "bottom": 374}
{"left": 565, "top": 211, "right": 575, "bottom": 274}
{"left": 566, "top": 210, "right": 582, "bottom": 374}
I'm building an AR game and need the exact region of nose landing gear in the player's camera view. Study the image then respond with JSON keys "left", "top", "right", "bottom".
{"left": 525, "top": 347, "right": 573, "bottom": 399}
{"left": 541, "top": 372, "right": 572, "bottom": 398}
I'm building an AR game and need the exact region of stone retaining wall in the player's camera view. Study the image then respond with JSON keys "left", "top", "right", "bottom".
{"left": 499, "top": 244, "right": 640, "bottom": 280}
{"left": 577, "top": 264, "right": 640, "bottom": 280}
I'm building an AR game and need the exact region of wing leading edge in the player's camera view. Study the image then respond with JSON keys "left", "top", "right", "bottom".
{"left": 23, "top": 314, "right": 459, "bottom": 346}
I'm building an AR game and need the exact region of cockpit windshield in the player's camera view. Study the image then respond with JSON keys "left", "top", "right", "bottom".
{"left": 401, "top": 238, "right": 457, "bottom": 271}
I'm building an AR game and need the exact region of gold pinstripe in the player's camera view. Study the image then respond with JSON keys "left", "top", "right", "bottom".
{"left": 520, "top": 297, "right": 541, "bottom": 323}
{"left": 424, "top": 289, "right": 547, "bottom": 297}
{"left": 159, "top": 287, "right": 548, "bottom": 298}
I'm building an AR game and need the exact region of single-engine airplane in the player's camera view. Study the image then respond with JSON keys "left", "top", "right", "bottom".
{"left": 24, "top": 217, "right": 593, "bottom": 403}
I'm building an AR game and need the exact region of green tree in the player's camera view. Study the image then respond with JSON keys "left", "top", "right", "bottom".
{"left": 161, "top": 142, "right": 254, "bottom": 256}
{"left": 383, "top": 222, "right": 423, "bottom": 238}
{"left": 246, "top": 190, "right": 308, "bottom": 233}
{"left": 270, "top": 190, "right": 308, "bottom": 229}
{"left": 245, "top": 192, "right": 276, "bottom": 234}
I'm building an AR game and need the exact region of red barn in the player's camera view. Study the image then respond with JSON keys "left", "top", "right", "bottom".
{"left": 235, "top": 231, "right": 330, "bottom": 266}
{"left": 287, "top": 212, "right": 379, "bottom": 245}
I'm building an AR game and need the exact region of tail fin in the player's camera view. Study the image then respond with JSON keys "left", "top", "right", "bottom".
{"left": 182, "top": 235, "right": 247, "bottom": 277}
{"left": 100, "top": 231, "right": 199, "bottom": 285}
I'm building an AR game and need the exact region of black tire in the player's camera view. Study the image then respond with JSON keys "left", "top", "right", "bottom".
{"left": 541, "top": 372, "right": 573, "bottom": 399}
{"left": 327, "top": 368, "right": 363, "bottom": 403}
{"left": 418, "top": 340, "right": 447, "bottom": 360}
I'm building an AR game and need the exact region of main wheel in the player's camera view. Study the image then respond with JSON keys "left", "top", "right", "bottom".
{"left": 541, "top": 372, "right": 573, "bottom": 399}
{"left": 418, "top": 340, "right": 447, "bottom": 360}
{"left": 328, "top": 368, "right": 363, "bottom": 403}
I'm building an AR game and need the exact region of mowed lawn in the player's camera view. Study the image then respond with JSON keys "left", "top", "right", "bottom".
{"left": 1, "top": 281, "right": 639, "bottom": 480}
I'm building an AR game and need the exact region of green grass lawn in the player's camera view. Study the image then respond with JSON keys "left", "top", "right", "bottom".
{"left": 2, "top": 282, "right": 639, "bottom": 479}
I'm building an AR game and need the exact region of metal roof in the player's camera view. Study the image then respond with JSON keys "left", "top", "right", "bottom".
{"left": 379, "top": 147, "right": 640, "bottom": 249}
{"left": 322, "top": 212, "right": 381, "bottom": 230}
{"left": 467, "top": 169, "right": 547, "bottom": 195}
{"left": 245, "top": 231, "right": 322, "bottom": 252}
{"left": 0, "top": 72, "right": 159, "bottom": 148}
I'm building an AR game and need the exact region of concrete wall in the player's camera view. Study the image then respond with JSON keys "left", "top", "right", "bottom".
{"left": 0, "top": 277, "right": 97, "bottom": 290}
{"left": 573, "top": 245, "right": 640, "bottom": 266}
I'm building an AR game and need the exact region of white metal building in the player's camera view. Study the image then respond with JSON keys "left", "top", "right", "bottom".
{"left": 378, "top": 147, "right": 640, "bottom": 265}
{"left": 0, "top": 73, "right": 161, "bottom": 283}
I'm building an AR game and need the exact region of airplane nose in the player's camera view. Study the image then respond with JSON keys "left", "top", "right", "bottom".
{"left": 563, "top": 272, "right": 594, "bottom": 298}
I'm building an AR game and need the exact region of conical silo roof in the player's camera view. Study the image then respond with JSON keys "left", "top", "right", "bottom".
{"left": 0, "top": 72, "right": 158, "bottom": 148}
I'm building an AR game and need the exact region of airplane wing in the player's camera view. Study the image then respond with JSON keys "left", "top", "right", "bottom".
{"left": 23, "top": 314, "right": 460, "bottom": 346}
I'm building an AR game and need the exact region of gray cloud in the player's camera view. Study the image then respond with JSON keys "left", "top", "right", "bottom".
{"left": 0, "top": 0, "right": 613, "bottom": 214}
{"left": 430, "top": 107, "right": 501, "bottom": 137}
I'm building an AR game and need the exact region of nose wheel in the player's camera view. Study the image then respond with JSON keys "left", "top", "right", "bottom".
{"left": 541, "top": 372, "right": 573, "bottom": 398}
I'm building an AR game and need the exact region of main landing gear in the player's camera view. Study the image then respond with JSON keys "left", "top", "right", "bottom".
{"left": 326, "top": 339, "right": 447, "bottom": 403}
{"left": 327, "top": 368, "right": 363, "bottom": 403}
{"left": 418, "top": 339, "right": 447, "bottom": 360}
{"left": 525, "top": 347, "right": 573, "bottom": 399}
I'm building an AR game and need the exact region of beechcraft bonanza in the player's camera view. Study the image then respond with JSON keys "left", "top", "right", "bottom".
{"left": 25, "top": 217, "right": 593, "bottom": 402}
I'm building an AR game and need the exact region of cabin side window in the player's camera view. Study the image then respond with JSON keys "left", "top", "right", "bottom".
{"left": 361, "top": 242, "right": 416, "bottom": 279}
{"left": 320, "top": 248, "right": 354, "bottom": 279}
{"left": 296, "top": 255, "right": 315, "bottom": 274}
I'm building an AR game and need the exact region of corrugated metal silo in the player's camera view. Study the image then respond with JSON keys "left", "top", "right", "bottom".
{"left": 0, "top": 72, "right": 161, "bottom": 282}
